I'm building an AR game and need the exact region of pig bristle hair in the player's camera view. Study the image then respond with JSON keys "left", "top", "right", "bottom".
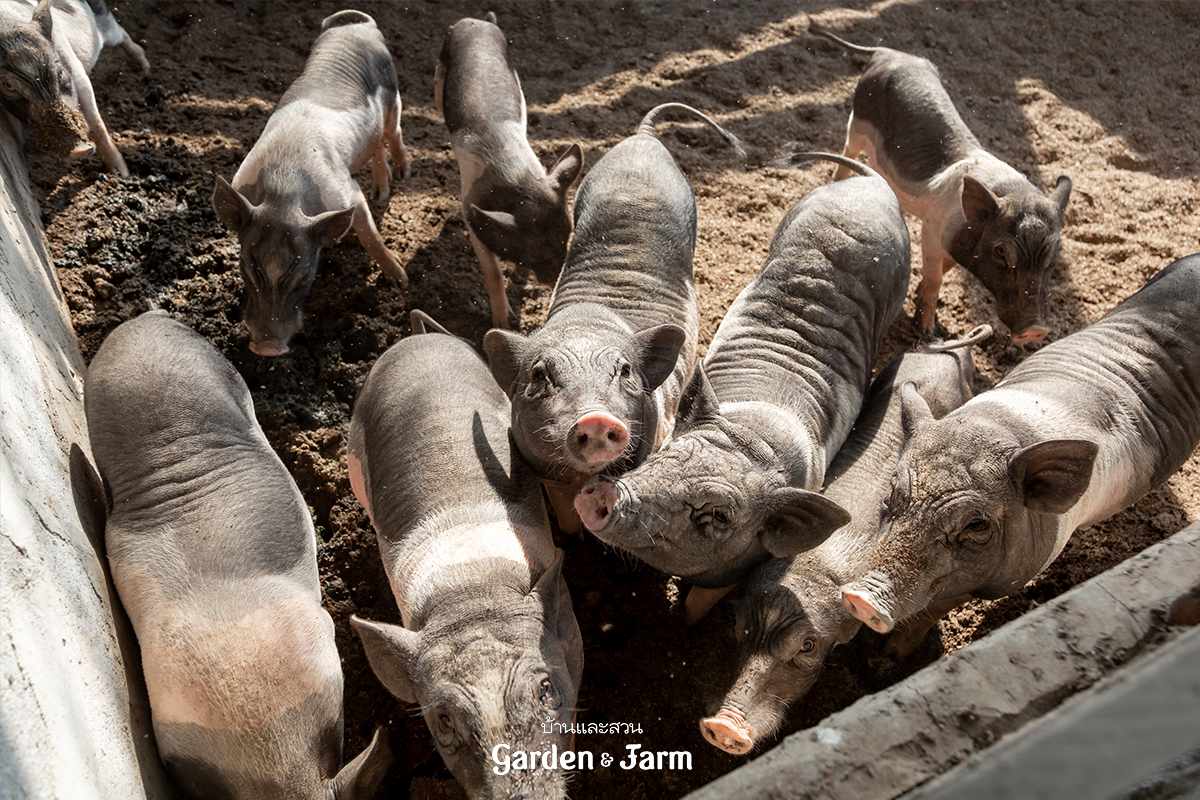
{"left": 320, "top": 9, "right": 375, "bottom": 32}
{"left": 807, "top": 23, "right": 883, "bottom": 56}
{"left": 772, "top": 148, "right": 877, "bottom": 179}
{"left": 636, "top": 103, "right": 746, "bottom": 161}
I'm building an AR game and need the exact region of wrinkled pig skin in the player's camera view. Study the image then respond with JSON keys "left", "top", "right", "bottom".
{"left": 85, "top": 310, "right": 390, "bottom": 800}
{"left": 347, "top": 325, "right": 583, "bottom": 800}
{"left": 576, "top": 154, "right": 909, "bottom": 590}
{"left": 0, "top": 0, "right": 148, "bottom": 172}
{"left": 212, "top": 10, "right": 409, "bottom": 358}
{"left": 484, "top": 103, "right": 742, "bottom": 533}
{"left": 844, "top": 254, "right": 1200, "bottom": 634}
{"left": 811, "top": 24, "right": 1071, "bottom": 343}
{"left": 435, "top": 12, "right": 582, "bottom": 328}
{"left": 701, "top": 328, "right": 987, "bottom": 755}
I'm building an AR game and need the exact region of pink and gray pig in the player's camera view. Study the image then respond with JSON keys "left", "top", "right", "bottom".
{"left": 85, "top": 310, "right": 390, "bottom": 800}
{"left": 812, "top": 24, "right": 1072, "bottom": 343}
{"left": 212, "top": 10, "right": 409, "bottom": 357}
{"left": 348, "top": 316, "right": 583, "bottom": 800}
{"left": 0, "top": 0, "right": 148, "bottom": 174}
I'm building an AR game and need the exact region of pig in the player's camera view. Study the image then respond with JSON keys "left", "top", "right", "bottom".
{"left": 810, "top": 23, "right": 1072, "bottom": 343}
{"left": 700, "top": 326, "right": 990, "bottom": 756}
{"left": 842, "top": 253, "right": 1200, "bottom": 638}
{"left": 0, "top": 0, "right": 148, "bottom": 174}
{"left": 212, "top": 10, "right": 409, "bottom": 357}
{"left": 435, "top": 12, "right": 583, "bottom": 328}
{"left": 484, "top": 102, "right": 743, "bottom": 533}
{"left": 346, "top": 322, "right": 584, "bottom": 800}
{"left": 85, "top": 310, "right": 390, "bottom": 800}
{"left": 574, "top": 152, "right": 910, "bottom": 593}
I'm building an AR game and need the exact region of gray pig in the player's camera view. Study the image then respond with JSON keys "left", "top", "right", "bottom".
{"left": 842, "top": 253, "right": 1200, "bottom": 636}
{"left": 347, "top": 316, "right": 583, "bottom": 800}
{"left": 212, "top": 10, "right": 409, "bottom": 357}
{"left": 811, "top": 23, "right": 1072, "bottom": 343}
{"left": 700, "top": 326, "right": 989, "bottom": 756}
{"left": 85, "top": 310, "right": 390, "bottom": 800}
{"left": 435, "top": 13, "right": 583, "bottom": 328}
{"left": 574, "top": 152, "right": 909, "bottom": 594}
{"left": 484, "top": 102, "right": 742, "bottom": 533}
{"left": 0, "top": 0, "right": 148, "bottom": 174}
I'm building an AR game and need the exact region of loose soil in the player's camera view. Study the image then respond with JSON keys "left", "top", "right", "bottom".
{"left": 32, "top": 1, "right": 1200, "bottom": 798}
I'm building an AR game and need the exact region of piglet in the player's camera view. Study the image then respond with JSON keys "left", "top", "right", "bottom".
{"left": 347, "top": 316, "right": 583, "bottom": 800}
{"left": 213, "top": 10, "right": 409, "bottom": 357}
{"left": 85, "top": 310, "right": 390, "bottom": 800}
{"left": 436, "top": 12, "right": 583, "bottom": 328}
{"left": 700, "top": 326, "right": 989, "bottom": 756}
{"left": 575, "top": 152, "right": 909, "bottom": 591}
{"left": 484, "top": 102, "right": 742, "bottom": 532}
{"left": 811, "top": 23, "right": 1072, "bottom": 343}
{"left": 842, "top": 253, "right": 1200, "bottom": 637}
{"left": 0, "top": 0, "right": 148, "bottom": 174}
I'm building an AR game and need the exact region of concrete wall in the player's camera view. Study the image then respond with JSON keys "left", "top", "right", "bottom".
{"left": 0, "top": 114, "right": 169, "bottom": 799}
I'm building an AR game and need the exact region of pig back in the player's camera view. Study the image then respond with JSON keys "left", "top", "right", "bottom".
{"left": 349, "top": 333, "right": 547, "bottom": 552}
{"left": 704, "top": 174, "right": 910, "bottom": 469}
{"left": 439, "top": 17, "right": 522, "bottom": 132}
{"left": 549, "top": 133, "right": 698, "bottom": 335}
{"left": 277, "top": 11, "right": 397, "bottom": 114}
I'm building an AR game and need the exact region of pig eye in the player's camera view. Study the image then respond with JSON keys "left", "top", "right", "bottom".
{"left": 993, "top": 243, "right": 1014, "bottom": 267}
{"left": 960, "top": 516, "right": 993, "bottom": 544}
{"left": 619, "top": 362, "right": 633, "bottom": 379}
{"left": 538, "top": 677, "right": 560, "bottom": 711}
{"left": 799, "top": 639, "right": 815, "bottom": 653}
{"left": 433, "top": 711, "right": 457, "bottom": 747}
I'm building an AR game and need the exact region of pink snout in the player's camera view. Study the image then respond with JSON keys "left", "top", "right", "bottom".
{"left": 1010, "top": 324, "right": 1049, "bottom": 344}
{"left": 700, "top": 709, "right": 755, "bottom": 755}
{"left": 571, "top": 411, "right": 630, "bottom": 466}
{"left": 842, "top": 588, "right": 895, "bottom": 633}
{"left": 250, "top": 339, "right": 290, "bottom": 357}
{"left": 574, "top": 481, "right": 618, "bottom": 532}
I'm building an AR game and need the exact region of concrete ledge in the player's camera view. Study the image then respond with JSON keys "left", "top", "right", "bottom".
{"left": 684, "top": 522, "right": 1200, "bottom": 800}
{"left": 0, "top": 113, "right": 168, "bottom": 798}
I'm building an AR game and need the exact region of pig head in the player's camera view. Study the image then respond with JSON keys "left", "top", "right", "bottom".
{"left": 213, "top": 174, "right": 354, "bottom": 356}
{"left": 576, "top": 365, "right": 849, "bottom": 587}
{"left": 0, "top": 0, "right": 92, "bottom": 159}
{"left": 842, "top": 385, "right": 1097, "bottom": 632}
{"left": 353, "top": 550, "right": 581, "bottom": 800}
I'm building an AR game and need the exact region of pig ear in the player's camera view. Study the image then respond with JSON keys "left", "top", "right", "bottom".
{"left": 212, "top": 175, "right": 255, "bottom": 232}
{"left": 482, "top": 328, "right": 527, "bottom": 396}
{"left": 310, "top": 207, "right": 356, "bottom": 248}
{"left": 1009, "top": 439, "right": 1098, "bottom": 514}
{"left": 531, "top": 549, "right": 566, "bottom": 621}
{"left": 548, "top": 144, "right": 584, "bottom": 196}
{"left": 674, "top": 363, "right": 721, "bottom": 433}
{"left": 759, "top": 488, "right": 851, "bottom": 558}
{"left": 327, "top": 726, "right": 392, "bottom": 800}
{"left": 350, "top": 615, "right": 421, "bottom": 704}
{"left": 31, "top": 0, "right": 54, "bottom": 40}
{"left": 468, "top": 204, "right": 519, "bottom": 240}
{"left": 961, "top": 175, "right": 999, "bottom": 225}
{"left": 900, "top": 382, "right": 936, "bottom": 437}
{"left": 632, "top": 323, "right": 686, "bottom": 392}
{"left": 1050, "top": 175, "right": 1072, "bottom": 216}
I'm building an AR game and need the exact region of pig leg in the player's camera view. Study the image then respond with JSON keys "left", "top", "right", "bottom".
{"left": 384, "top": 92, "right": 410, "bottom": 181}
{"left": 834, "top": 114, "right": 869, "bottom": 181}
{"left": 350, "top": 191, "right": 409, "bottom": 288}
{"left": 544, "top": 483, "right": 583, "bottom": 536}
{"left": 916, "top": 226, "right": 956, "bottom": 336}
{"left": 469, "top": 232, "right": 513, "bottom": 329}
{"left": 369, "top": 141, "right": 391, "bottom": 203}
{"left": 94, "top": 8, "right": 150, "bottom": 74}
{"left": 684, "top": 584, "right": 735, "bottom": 626}
{"left": 883, "top": 593, "right": 972, "bottom": 659}
{"left": 68, "top": 58, "right": 128, "bottom": 176}
{"left": 433, "top": 61, "right": 445, "bottom": 117}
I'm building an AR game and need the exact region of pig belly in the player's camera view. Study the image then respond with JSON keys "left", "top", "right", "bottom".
{"left": 391, "top": 522, "right": 556, "bottom": 625}
{"left": 111, "top": 562, "right": 340, "bottom": 731}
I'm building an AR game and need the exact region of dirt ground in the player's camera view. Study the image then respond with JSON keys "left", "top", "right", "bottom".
{"left": 31, "top": 1, "right": 1200, "bottom": 797}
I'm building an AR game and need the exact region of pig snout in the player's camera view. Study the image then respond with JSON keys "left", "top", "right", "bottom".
{"left": 841, "top": 573, "right": 897, "bottom": 633}
{"left": 571, "top": 411, "right": 630, "bottom": 466}
{"left": 700, "top": 708, "right": 755, "bottom": 755}
{"left": 575, "top": 480, "right": 619, "bottom": 532}
{"left": 1010, "top": 323, "right": 1049, "bottom": 344}
{"left": 249, "top": 338, "right": 290, "bottom": 357}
